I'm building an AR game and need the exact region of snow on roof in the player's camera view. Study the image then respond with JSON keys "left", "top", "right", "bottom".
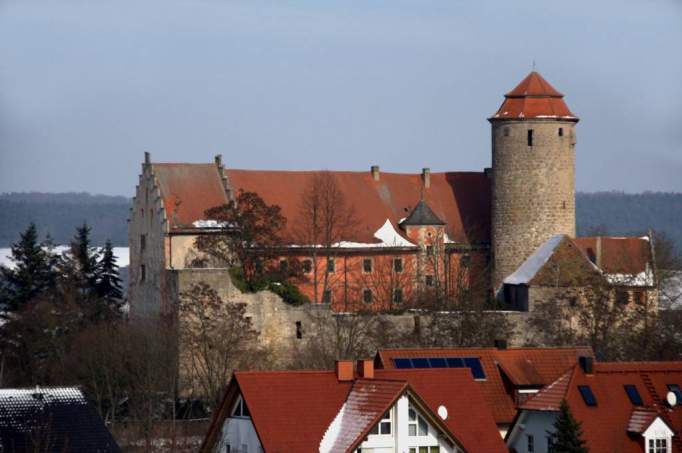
{"left": 504, "top": 235, "right": 565, "bottom": 285}
{"left": 289, "top": 219, "right": 417, "bottom": 249}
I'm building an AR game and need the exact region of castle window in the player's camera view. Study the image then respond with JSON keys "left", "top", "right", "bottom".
{"left": 425, "top": 275, "right": 434, "bottom": 286}
{"left": 295, "top": 321, "right": 302, "bottom": 339}
{"left": 363, "top": 289, "right": 373, "bottom": 304}
{"left": 322, "top": 289, "right": 332, "bottom": 304}
{"left": 327, "top": 258, "right": 335, "bottom": 273}
{"left": 393, "top": 288, "right": 403, "bottom": 304}
{"left": 393, "top": 258, "right": 404, "bottom": 273}
{"left": 363, "top": 258, "right": 373, "bottom": 273}
{"left": 527, "top": 129, "right": 534, "bottom": 146}
{"left": 559, "top": 127, "right": 564, "bottom": 137}
{"left": 616, "top": 290, "right": 629, "bottom": 305}
{"left": 140, "top": 264, "right": 146, "bottom": 282}
{"left": 140, "top": 234, "right": 146, "bottom": 251}
{"left": 461, "top": 254, "right": 471, "bottom": 268}
{"left": 303, "top": 259, "right": 312, "bottom": 273}
{"left": 426, "top": 245, "right": 434, "bottom": 256}
{"left": 279, "top": 259, "right": 288, "bottom": 274}
{"left": 503, "top": 127, "right": 510, "bottom": 137}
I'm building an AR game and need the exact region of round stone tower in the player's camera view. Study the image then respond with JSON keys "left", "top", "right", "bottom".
{"left": 489, "top": 71, "right": 579, "bottom": 291}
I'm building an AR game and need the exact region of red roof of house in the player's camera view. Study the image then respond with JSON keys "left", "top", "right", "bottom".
{"left": 226, "top": 169, "right": 491, "bottom": 244}
{"left": 517, "top": 362, "right": 682, "bottom": 453}
{"left": 151, "top": 163, "right": 230, "bottom": 229}
{"left": 375, "top": 347, "right": 593, "bottom": 425}
{"left": 204, "top": 368, "right": 506, "bottom": 453}
{"left": 490, "top": 71, "right": 578, "bottom": 121}
{"left": 573, "top": 236, "right": 652, "bottom": 276}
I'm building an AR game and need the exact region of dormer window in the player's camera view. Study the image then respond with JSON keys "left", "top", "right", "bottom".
{"left": 648, "top": 438, "right": 669, "bottom": 453}
{"left": 231, "top": 396, "right": 250, "bottom": 418}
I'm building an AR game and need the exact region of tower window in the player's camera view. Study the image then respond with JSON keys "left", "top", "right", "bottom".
{"left": 295, "top": 321, "right": 302, "bottom": 339}
{"left": 558, "top": 127, "right": 564, "bottom": 137}
{"left": 363, "top": 258, "right": 373, "bottom": 273}
{"left": 393, "top": 258, "right": 403, "bottom": 273}
{"left": 327, "top": 258, "right": 335, "bottom": 273}
{"left": 503, "top": 127, "right": 510, "bottom": 137}
{"left": 527, "top": 129, "right": 534, "bottom": 146}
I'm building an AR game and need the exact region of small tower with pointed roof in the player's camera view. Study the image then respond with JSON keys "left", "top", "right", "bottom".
{"left": 401, "top": 199, "right": 447, "bottom": 290}
{"left": 489, "top": 71, "right": 579, "bottom": 292}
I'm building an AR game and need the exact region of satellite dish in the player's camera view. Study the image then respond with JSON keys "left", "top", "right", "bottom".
{"left": 437, "top": 405, "right": 448, "bottom": 420}
{"left": 666, "top": 391, "right": 678, "bottom": 407}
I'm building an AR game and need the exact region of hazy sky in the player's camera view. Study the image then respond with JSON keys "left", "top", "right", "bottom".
{"left": 1, "top": 0, "right": 681, "bottom": 196}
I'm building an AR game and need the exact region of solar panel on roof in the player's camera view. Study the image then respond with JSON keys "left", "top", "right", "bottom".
{"left": 624, "top": 385, "right": 643, "bottom": 406}
{"left": 578, "top": 385, "right": 597, "bottom": 406}
{"left": 411, "top": 358, "right": 430, "bottom": 368}
{"left": 463, "top": 358, "right": 486, "bottom": 379}
{"left": 428, "top": 358, "right": 447, "bottom": 368}
{"left": 446, "top": 357, "right": 464, "bottom": 368}
{"left": 394, "top": 358, "right": 413, "bottom": 369}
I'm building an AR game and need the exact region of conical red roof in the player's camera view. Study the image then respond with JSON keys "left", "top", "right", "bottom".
{"left": 490, "top": 71, "right": 578, "bottom": 121}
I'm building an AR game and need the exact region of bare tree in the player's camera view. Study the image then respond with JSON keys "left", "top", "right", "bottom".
{"left": 178, "top": 282, "right": 268, "bottom": 408}
{"left": 295, "top": 172, "right": 357, "bottom": 304}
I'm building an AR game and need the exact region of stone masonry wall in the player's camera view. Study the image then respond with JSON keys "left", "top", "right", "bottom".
{"left": 491, "top": 120, "right": 577, "bottom": 291}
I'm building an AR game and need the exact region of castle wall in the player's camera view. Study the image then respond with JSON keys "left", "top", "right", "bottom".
{"left": 491, "top": 120, "right": 577, "bottom": 291}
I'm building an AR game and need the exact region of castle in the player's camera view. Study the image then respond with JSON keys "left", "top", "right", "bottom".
{"left": 128, "top": 71, "right": 657, "bottom": 321}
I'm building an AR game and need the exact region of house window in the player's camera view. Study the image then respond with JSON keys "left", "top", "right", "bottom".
{"left": 426, "top": 245, "right": 434, "bottom": 256}
{"left": 369, "top": 410, "right": 392, "bottom": 435}
{"left": 140, "top": 234, "right": 146, "bottom": 251}
{"left": 363, "top": 258, "right": 373, "bottom": 273}
{"left": 527, "top": 434, "right": 535, "bottom": 452}
{"left": 363, "top": 289, "right": 373, "bottom": 304}
{"left": 547, "top": 435, "right": 554, "bottom": 451}
{"left": 408, "top": 405, "right": 428, "bottom": 436}
{"left": 327, "top": 258, "right": 335, "bottom": 273}
{"left": 527, "top": 129, "right": 534, "bottom": 146}
{"left": 393, "top": 288, "right": 403, "bottom": 304}
{"left": 295, "top": 321, "right": 302, "bottom": 339}
{"left": 558, "top": 127, "right": 564, "bottom": 137}
{"left": 634, "top": 290, "right": 646, "bottom": 305}
{"left": 648, "top": 438, "right": 669, "bottom": 453}
{"left": 616, "top": 290, "right": 629, "bottom": 305}
{"left": 303, "top": 259, "right": 312, "bottom": 273}
{"left": 231, "top": 396, "right": 250, "bottom": 418}
{"left": 241, "top": 445, "right": 248, "bottom": 453}
{"left": 409, "top": 448, "right": 440, "bottom": 453}
{"left": 279, "top": 259, "right": 288, "bottom": 274}
{"left": 322, "top": 289, "right": 332, "bottom": 304}
{"left": 140, "top": 264, "right": 146, "bottom": 282}
{"left": 425, "top": 275, "right": 434, "bottom": 286}
{"left": 393, "top": 258, "right": 403, "bottom": 273}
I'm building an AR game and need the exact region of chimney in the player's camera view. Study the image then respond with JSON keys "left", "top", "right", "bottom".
{"left": 422, "top": 168, "right": 431, "bottom": 189}
{"left": 494, "top": 339, "right": 508, "bottom": 350}
{"left": 595, "top": 237, "right": 602, "bottom": 268}
{"left": 579, "top": 356, "right": 594, "bottom": 375}
{"left": 371, "top": 165, "right": 380, "bottom": 181}
{"left": 335, "top": 360, "right": 354, "bottom": 382}
{"left": 357, "top": 360, "right": 374, "bottom": 379}
{"left": 215, "top": 154, "right": 223, "bottom": 168}
{"left": 144, "top": 151, "right": 151, "bottom": 165}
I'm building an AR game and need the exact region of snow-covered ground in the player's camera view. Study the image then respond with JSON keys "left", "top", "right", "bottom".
{"left": 0, "top": 246, "right": 129, "bottom": 269}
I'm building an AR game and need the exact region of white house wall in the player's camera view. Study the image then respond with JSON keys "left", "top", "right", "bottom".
{"left": 215, "top": 416, "right": 262, "bottom": 453}
{"left": 506, "top": 411, "right": 557, "bottom": 453}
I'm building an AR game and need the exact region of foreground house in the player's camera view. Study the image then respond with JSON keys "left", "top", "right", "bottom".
{"left": 200, "top": 360, "right": 506, "bottom": 453}
{"left": 0, "top": 387, "right": 120, "bottom": 452}
{"left": 375, "top": 346, "right": 594, "bottom": 437}
{"left": 128, "top": 70, "right": 657, "bottom": 317}
{"left": 506, "top": 359, "right": 682, "bottom": 453}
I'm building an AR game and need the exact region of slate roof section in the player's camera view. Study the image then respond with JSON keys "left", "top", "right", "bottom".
{"left": 513, "top": 362, "right": 682, "bottom": 453}
{"left": 490, "top": 71, "right": 578, "bottom": 121}
{"left": 0, "top": 387, "right": 120, "bottom": 453}
{"left": 375, "top": 347, "right": 593, "bottom": 425}
{"left": 401, "top": 200, "right": 446, "bottom": 226}
{"left": 203, "top": 368, "right": 507, "bottom": 453}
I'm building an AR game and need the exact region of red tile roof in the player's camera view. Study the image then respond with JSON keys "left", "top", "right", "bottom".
{"left": 151, "top": 163, "right": 230, "bottom": 229}
{"left": 574, "top": 236, "right": 652, "bottom": 276}
{"left": 515, "top": 362, "right": 682, "bottom": 453}
{"left": 226, "top": 169, "right": 491, "bottom": 244}
{"left": 375, "top": 347, "right": 593, "bottom": 425}
{"left": 203, "top": 368, "right": 506, "bottom": 453}
{"left": 490, "top": 71, "right": 578, "bottom": 121}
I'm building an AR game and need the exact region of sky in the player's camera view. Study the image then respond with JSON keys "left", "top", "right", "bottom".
{"left": 1, "top": 0, "right": 681, "bottom": 196}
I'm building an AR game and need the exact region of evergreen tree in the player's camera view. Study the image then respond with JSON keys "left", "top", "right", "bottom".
{"left": 0, "top": 223, "right": 57, "bottom": 311}
{"left": 62, "top": 222, "right": 100, "bottom": 297}
{"left": 549, "top": 400, "right": 589, "bottom": 453}
{"left": 95, "top": 240, "right": 123, "bottom": 310}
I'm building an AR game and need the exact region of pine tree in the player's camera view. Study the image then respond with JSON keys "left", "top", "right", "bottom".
{"left": 63, "top": 222, "right": 100, "bottom": 296}
{"left": 95, "top": 240, "right": 123, "bottom": 311}
{"left": 549, "top": 400, "right": 589, "bottom": 453}
{"left": 0, "top": 223, "right": 57, "bottom": 311}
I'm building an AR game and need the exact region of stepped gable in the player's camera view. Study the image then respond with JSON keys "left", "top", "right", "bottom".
{"left": 490, "top": 71, "right": 578, "bottom": 121}
{"left": 225, "top": 169, "right": 490, "bottom": 244}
